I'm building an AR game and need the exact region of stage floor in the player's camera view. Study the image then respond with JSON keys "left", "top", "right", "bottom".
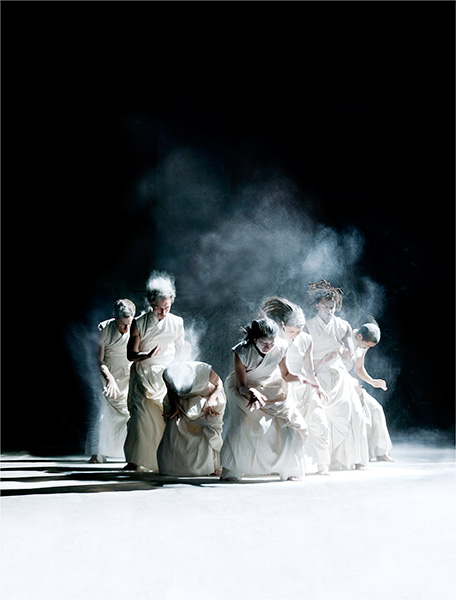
{"left": 1, "top": 439, "right": 455, "bottom": 600}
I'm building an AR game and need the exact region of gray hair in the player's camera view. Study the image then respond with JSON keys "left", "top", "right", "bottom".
{"left": 146, "top": 271, "right": 176, "bottom": 305}
{"left": 114, "top": 298, "right": 136, "bottom": 319}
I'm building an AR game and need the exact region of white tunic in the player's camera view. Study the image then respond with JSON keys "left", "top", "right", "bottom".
{"left": 221, "top": 338, "right": 308, "bottom": 480}
{"left": 89, "top": 318, "right": 131, "bottom": 459}
{"left": 157, "top": 361, "right": 226, "bottom": 476}
{"left": 306, "top": 315, "right": 368, "bottom": 469}
{"left": 124, "top": 310, "right": 185, "bottom": 470}
{"left": 286, "top": 332, "right": 331, "bottom": 473}
{"left": 346, "top": 331, "right": 393, "bottom": 459}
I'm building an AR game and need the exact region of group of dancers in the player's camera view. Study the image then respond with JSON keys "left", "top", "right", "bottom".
{"left": 87, "top": 271, "right": 394, "bottom": 481}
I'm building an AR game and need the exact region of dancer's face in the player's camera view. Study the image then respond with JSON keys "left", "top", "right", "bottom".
{"left": 283, "top": 325, "right": 302, "bottom": 341}
{"left": 316, "top": 298, "right": 336, "bottom": 323}
{"left": 115, "top": 317, "right": 133, "bottom": 334}
{"left": 255, "top": 337, "right": 276, "bottom": 354}
{"left": 355, "top": 333, "right": 377, "bottom": 350}
{"left": 151, "top": 298, "right": 173, "bottom": 321}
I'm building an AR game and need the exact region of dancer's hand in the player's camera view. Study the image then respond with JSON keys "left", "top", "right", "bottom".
{"left": 202, "top": 401, "right": 220, "bottom": 419}
{"left": 372, "top": 378, "right": 387, "bottom": 391}
{"left": 103, "top": 373, "right": 120, "bottom": 399}
{"left": 147, "top": 345, "right": 161, "bottom": 358}
{"left": 163, "top": 406, "right": 181, "bottom": 421}
{"left": 247, "top": 388, "right": 267, "bottom": 411}
{"left": 317, "top": 387, "right": 329, "bottom": 404}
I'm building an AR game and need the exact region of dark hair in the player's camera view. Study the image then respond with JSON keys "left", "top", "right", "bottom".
{"left": 261, "top": 297, "right": 306, "bottom": 328}
{"left": 358, "top": 323, "right": 381, "bottom": 344}
{"left": 242, "top": 317, "right": 278, "bottom": 344}
{"left": 307, "top": 278, "right": 343, "bottom": 312}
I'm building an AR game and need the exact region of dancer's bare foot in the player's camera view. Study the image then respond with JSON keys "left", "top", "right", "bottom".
{"left": 135, "top": 465, "right": 152, "bottom": 472}
{"left": 354, "top": 463, "right": 366, "bottom": 470}
{"left": 377, "top": 454, "right": 395, "bottom": 462}
{"left": 88, "top": 455, "right": 106, "bottom": 464}
{"left": 287, "top": 476, "right": 302, "bottom": 481}
{"left": 210, "top": 469, "right": 222, "bottom": 477}
{"left": 318, "top": 467, "right": 330, "bottom": 476}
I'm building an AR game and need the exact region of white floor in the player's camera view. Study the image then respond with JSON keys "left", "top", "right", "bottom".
{"left": 1, "top": 440, "right": 455, "bottom": 600}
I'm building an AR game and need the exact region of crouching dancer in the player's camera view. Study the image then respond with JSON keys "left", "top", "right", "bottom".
{"left": 220, "top": 317, "right": 308, "bottom": 482}
{"left": 157, "top": 361, "right": 226, "bottom": 476}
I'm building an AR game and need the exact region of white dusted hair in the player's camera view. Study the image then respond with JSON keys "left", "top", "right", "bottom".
{"left": 146, "top": 270, "right": 176, "bottom": 304}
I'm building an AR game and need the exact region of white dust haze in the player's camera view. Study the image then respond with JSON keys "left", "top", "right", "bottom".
{"left": 68, "top": 145, "right": 400, "bottom": 447}
{"left": 137, "top": 148, "right": 391, "bottom": 381}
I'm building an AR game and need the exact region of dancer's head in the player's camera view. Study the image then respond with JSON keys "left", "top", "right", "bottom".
{"left": 163, "top": 362, "right": 195, "bottom": 396}
{"left": 242, "top": 317, "right": 278, "bottom": 354}
{"left": 113, "top": 299, "right": 136, "bottom": 334}
{"left": 146, "top": 271, "right": 176, "bottom": 321}
{"left": 307, "top": 279, "right": 343, "bottom": 323}
{"left": 261, "top": 296, "right": 305, "bottom": 341}
{"left": 356, "top": 323, "right": 381, "bottom": 348}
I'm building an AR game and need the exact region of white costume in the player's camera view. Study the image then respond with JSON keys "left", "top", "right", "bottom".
{"left": 306, "top": 315, "right": 369, "bottom": 470}
{"left": 86, "top": 318, "right": 131, "bottom": 459}
{"left": 345, "top": 334, "right": 393, "bottom": 460}
{"left": 221, "top": 338, "right": 308, "bottom": 481}
{"left": 157, "top": 361, "right": 226, "bottom": 476}
{"left": 124, "top": 310, "right": 185, "bottom": 470}
{"left": 286, "top": 332, "right": 331, "bottom": 473}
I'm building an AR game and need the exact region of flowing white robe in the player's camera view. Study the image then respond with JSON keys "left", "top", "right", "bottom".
{"left": 345, "top": 335, "right": 393, "bottom": 460}
{"left": 95, "top": 318, "right": 131, "bottom": 458}
{"left": 221, "top": 339, "right": 308, "bottom": 481}
{"left": 157, "top": 361, "right": 226, "bottom": 476}
{"left": 306, "top": 315, "right": 368, "bottom": 470}
{"left": 286, "top": 332, "right": 331, "bottom": 473}
{"left": 124, "top": 310, "right": 185, "bottom": 470}
{"left": 85, "top": 318, "right": 130, "bottom": 459}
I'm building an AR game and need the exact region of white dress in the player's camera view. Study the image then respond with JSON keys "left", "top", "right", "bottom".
{"left": 345, "top": 335, "right": 393, "bottom": 460}
{"left": 124, "top": 310, "right": 185, "bottom": 470}
{"left": 85, "top": 318, "right": 131, "bottom": 459}
{"left": 221, "top": 338, "right": 308, "bottom": 481}
{"left": 306, "top": 315, "right": 369, "bottom": 470}
{"left": 157, "top": 361, "right": 226, "bottom": 476}
{"left": 286, "top": 332, "right": 331, "bottom": 473}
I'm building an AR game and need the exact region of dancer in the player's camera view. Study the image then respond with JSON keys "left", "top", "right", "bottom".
{"left": 305, "top": 279, "right": 369, "bottom": 470}
{"left": 124, "top": 271, "right": 191, "bottom": 472}
{"left": 220, "top": 317, "right": 308, "bottom": 482}
{"left": 262, "top": 297, "right": 331, "bottom": 475}
{"left": 344, "top": 322, "right": 394, "bottom": 462}
{"left": 87, "top": 298, "right": 136, "bottom": 463}
{"left": 157, "top": 361, "right": 226, "bottom": 476}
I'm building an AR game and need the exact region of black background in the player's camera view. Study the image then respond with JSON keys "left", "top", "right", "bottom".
{"left": 2, "top": 3, "right": 454, "bottom": 454}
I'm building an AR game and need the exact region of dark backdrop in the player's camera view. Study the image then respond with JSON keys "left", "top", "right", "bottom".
{"left": 2, "top": 3, "right": 454, "bottom": 454}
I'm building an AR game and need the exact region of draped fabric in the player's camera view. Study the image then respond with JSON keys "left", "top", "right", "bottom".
{"left": 345, "top": 331, "right": 393, "bottom": 459}
{"left": 124, "top": 311, "right": 184, "bottom": 470}
{"left": 286, "top": 332, "right": 331, "bottom": 472}
{"left": 306, "top": 315, "right": 368, "bottom": 469}
{"left": 86, "top": 318, "right": 131, "bottom": 459}
{"left": 157, "top": 361, "right": 226, "bottom": 476}
{"left": 221, "top": 339, "right": 308, "bottom": 480}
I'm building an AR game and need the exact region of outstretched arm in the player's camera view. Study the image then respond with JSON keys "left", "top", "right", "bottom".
{"left": 303, "top": 342, "right": 329, "bottom": 403}
{"left": 202, "top": 370, "right": 223, "bottom": 419}
{"left": 354, "top": 352, "right": 387, "bottom": 391}
{"left": 234, "top": 352, "right": 267, "bottom": 411}
{"left": 98, "top": 329, "right": 120, "bottom": 399}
